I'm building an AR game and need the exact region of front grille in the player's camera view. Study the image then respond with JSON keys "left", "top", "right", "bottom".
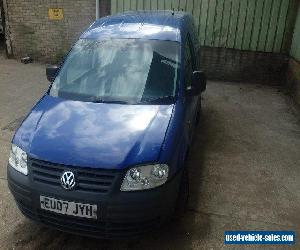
{"left": 29, "top": 158, "right": 118, "bottom": 194}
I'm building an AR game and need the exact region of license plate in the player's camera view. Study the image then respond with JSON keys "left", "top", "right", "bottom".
{"left": 40, "top": 195, "right": 97, "bottom": 219}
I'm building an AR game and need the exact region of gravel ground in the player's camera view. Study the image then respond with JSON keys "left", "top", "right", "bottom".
{"left": 0, "top": 57, "right": 299, "bottom": 249}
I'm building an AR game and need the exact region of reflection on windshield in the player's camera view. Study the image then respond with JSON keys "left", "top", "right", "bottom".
{"left": 50, "top": 39, "right": 180, "bottom": 104}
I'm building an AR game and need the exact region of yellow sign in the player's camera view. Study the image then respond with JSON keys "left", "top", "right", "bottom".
{"left": 48, "top": 8, "right": 64, "bottom": 20}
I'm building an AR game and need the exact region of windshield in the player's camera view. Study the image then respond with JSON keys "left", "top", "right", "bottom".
{"left": 50, "top": 39, "right": 180, "bottom": 104}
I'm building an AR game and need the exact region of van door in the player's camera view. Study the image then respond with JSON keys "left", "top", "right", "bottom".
{"left": 183, "top": 34, "right": 199, "bottom": 144}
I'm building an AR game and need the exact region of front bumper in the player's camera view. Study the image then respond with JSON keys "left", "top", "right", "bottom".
{"left": 7, "top": 161, "right": 182, "bottom": 239}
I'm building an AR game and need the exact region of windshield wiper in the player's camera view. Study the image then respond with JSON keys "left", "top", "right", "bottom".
{"left": 89, "top": 97, "right": 129, "bottom": 104}
{"left": 141, "top": 95, "right": 175, "bottom": 104}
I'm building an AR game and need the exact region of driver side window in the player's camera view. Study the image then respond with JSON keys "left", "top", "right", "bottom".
{"left": 184, "top": 35, "right": 195, "bottom": 91}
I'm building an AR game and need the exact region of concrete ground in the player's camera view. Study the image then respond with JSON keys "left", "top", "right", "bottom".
{"left": 0, "top": 57, "right": 299, "bottom": 250}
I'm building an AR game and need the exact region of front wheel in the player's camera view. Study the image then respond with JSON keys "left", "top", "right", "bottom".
{"left": 196, "top": 99, "right": 202, "bottom": 125}
{"left": 173, "top": 167, "right": 189, "bottom": 220}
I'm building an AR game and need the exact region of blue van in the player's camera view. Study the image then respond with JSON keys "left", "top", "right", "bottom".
{"left": 8, "top": 11, "right": 206, "bottom": 238}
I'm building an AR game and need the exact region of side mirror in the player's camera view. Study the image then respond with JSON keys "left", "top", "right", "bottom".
{"left": 191, "top": 71, "right": 206, "bottom": 95}
{"left": 46, "top": 65, "right": 59, "bottom": 82}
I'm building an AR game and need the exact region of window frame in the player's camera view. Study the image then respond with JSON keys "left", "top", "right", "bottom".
{"left": 184, "top": 33, "right": 196, "bottom": 91}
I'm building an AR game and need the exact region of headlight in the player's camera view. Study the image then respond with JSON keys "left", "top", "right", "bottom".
{"left": 8, "top": 144, "right": 28, "bottom": 175}
{"left": 121, "top": 164, "right": 169, "bottom": 191}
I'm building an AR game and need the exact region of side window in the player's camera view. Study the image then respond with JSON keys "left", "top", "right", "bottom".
{"left": 184, "top": 35, "right": 195, "bottom": 90}
{"left": 63, "top": 48, "right": 93, "bottom": 85}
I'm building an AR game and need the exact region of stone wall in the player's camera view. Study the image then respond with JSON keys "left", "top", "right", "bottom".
{"left": 4, "top": 0, "right": 111, "bottom": 63}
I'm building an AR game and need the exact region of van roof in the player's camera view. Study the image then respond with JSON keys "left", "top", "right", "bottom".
{"left": 81, "top": 10, "right": 190, "bottom": 42}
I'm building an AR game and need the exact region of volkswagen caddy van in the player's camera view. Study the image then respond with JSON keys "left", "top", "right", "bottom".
{"left": 8, "top": 11, "right": 206, "bottom": 238}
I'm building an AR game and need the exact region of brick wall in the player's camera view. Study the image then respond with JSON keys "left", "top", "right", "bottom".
{"left": 200, "top": 47, "right": 289, "bottom": 85}
{"left": 4, "top": 0, "right": 110, "bottom": 63}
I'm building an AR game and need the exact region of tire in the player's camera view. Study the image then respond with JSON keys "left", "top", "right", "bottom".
{"left": 173, "top": 167, "right": 189, "bottom": 220}
{"left": 196, "top": 99, "right": 202, "bottom": 125}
